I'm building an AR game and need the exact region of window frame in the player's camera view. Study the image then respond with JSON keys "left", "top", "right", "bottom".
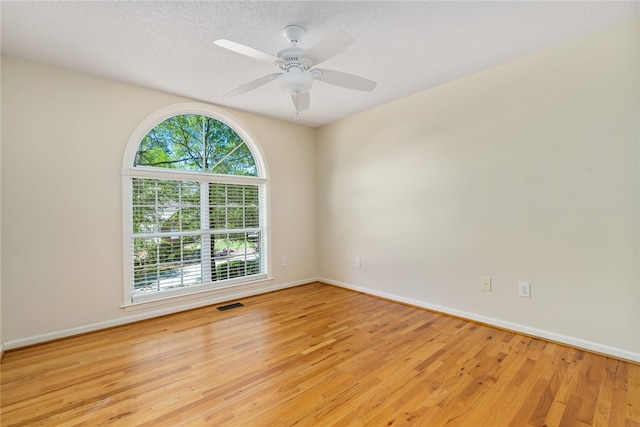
{"left": 121, "top": 103, "right": 270, "bottom": 309}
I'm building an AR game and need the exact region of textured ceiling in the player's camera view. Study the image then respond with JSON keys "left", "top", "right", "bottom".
{"left": 1, "top": 1, "right": 638, "bottom": 127}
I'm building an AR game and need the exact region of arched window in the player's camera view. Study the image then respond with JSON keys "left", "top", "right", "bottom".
{"left": 122, "top": 104, "right": 268, "bottom": 305}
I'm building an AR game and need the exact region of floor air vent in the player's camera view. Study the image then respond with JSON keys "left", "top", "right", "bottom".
{"left": 216, "top": 302, "right": 244, "bottom": 311}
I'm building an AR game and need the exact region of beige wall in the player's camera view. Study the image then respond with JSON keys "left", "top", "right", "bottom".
{"left": 2, "top": 19, "right": 639, "bottom": 361}
{"left": 1, "top": 56, "right": 317, "bottom": 347}
{"left": 317, "top": 19, "right": 640, "bottom": 360}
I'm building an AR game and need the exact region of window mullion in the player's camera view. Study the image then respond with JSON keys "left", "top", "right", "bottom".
{"left": 127, "top": 167, "right": 266, "bottom": 185}
{"left": 179, "top": 184, "right": 184, "bottom": 286}
{"left": 208, "top": 141, "right": 245, "bottom": 172}
{"left": 154, "top": 182, "right": 161, "bottom": 292}
{"left": 200, "top": 182, "right": 211, "bottom": 284}
{"left": 202, "top": 116, "right": 207, "bottom": 171}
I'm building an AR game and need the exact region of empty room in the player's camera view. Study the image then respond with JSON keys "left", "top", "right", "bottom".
{"left": 1, "top": 1, "right": 639, "bottom": 426}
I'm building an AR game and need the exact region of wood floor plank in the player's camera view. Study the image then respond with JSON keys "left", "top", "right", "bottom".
{"left": 1, "top": 282, "right": 638, "bottom": 426}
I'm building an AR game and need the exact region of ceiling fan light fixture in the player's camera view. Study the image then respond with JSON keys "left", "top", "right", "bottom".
{"left": 278, "top": 68, "right": 313, "bottom": 94}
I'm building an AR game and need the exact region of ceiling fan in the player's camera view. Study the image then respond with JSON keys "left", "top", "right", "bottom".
{"left": 213, "top": 25, "right": 377, "bottom": 114}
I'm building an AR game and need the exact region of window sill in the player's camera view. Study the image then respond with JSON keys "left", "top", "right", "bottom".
{"left": 121, "top": 276, "right": 274, "bottom": 312}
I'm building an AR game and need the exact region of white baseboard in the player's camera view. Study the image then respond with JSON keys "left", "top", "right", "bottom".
{"left": 320, "top": 277, "right": 640, "bottom": 363}
{"left": 3, "top": 278, "right": 316, "bottom": 351}
{"left": 0, "top": 343, "right": 4, "bottom": 361}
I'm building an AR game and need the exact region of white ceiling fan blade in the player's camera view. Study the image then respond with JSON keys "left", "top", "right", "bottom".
{"left": 213, "top": 39, "right": 280, "bottom": 62}
{"left": 223, "top": 73, "right": 281, "bottom": 98}
{"left": 302, "top": 31, "right": 355, "bottom": 66}
{"left": 313, "top": 68, "right": 377, "bottom": 92}
{"left": 291, "top": 91, "right": 310, "bottom": 112}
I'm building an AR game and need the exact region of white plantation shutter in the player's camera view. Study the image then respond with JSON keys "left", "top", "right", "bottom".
{"left": 131, "top": 178, "right": 203, "bottom": 296}
{"left": 130, "top": 178, "right": 266, "bottom": 302}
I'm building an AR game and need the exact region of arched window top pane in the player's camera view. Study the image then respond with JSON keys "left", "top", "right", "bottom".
{"left": 134, "top": 114, "right": 258, "bottom": 177}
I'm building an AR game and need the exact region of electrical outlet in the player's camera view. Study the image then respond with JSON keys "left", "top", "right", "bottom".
{"left": 281, "top": 257, "right": 287, "bottom": 267}
{"left": 481, "top": 276, "right": 492, "bottom": 292}
{"left": 355, "top": 258, "right": 361, "bottom": 269}
{"left": 518, "top": 282, "right": 531, "bottom": 298}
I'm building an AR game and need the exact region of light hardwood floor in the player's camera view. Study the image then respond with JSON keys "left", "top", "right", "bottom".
{"left": 1, "top": 282, "right": 638, "bottom": 426}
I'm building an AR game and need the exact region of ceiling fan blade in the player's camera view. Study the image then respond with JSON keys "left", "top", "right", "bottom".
{"left": 291, "top": 91, "right": 310, "bottom": 112}
{"left": 223, "top": 73, "right": 281, "bottom": 98}
{"left": 302, "top": 31, "right": 355, "bottom": 66}
{"left": 313, "top": 68, "right": 377, "bottom": 92}
{"left": 213, "top": 39, "right": 280, "bottom": 62}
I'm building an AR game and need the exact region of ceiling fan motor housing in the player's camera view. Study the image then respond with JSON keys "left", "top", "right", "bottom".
{"left": 277, "top": 46, "right": 311, "bottom": 69}
{"left": 277, "top": 43, "right": 314, "bottom": 93}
